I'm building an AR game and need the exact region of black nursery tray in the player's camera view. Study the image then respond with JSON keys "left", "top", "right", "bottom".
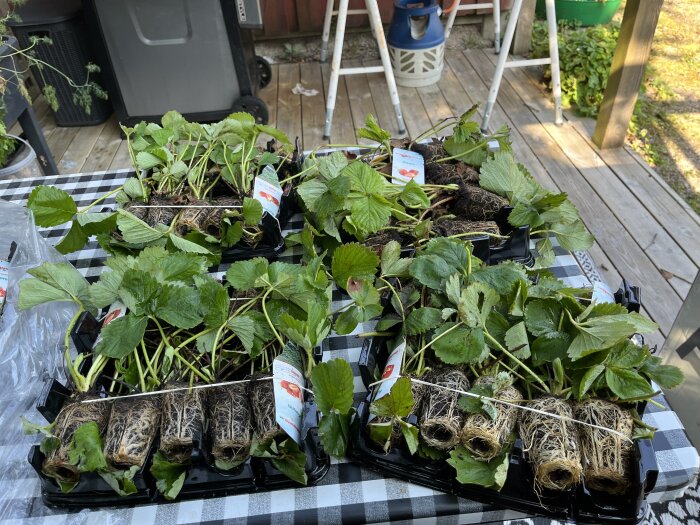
{"left": 469, "top": 206, "right": 533, "bottom": 267}
{"left": 30, "top": 379, "right": 155, "bottom": 508}
{"left": 347, "top": 392, "right": 658, "bottom": 525}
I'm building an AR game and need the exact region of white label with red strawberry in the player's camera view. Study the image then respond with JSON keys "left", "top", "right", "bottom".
{"left": 368, "top": 340, "right": 406, "bottom": 422}
{"left": 253, "top": 176, "right": 284, "bottom": 219}
{"left": 93, "top": 301, "right": 127, "bottom": 347}
{"left": 391, "top": 148, "right": 425, "bottom": 185}
{"left": 272, "top": 355, "right": 305, "bottom": 445}
{"left": 0, "top": 260, "right": 9, "bottom": 313}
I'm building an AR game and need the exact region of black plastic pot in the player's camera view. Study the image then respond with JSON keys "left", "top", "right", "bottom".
{"left": 348, "top": 393, "right": 657, "bottom": 524}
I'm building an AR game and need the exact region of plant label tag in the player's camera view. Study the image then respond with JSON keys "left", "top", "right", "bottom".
{"left": 94, "top": 301, "right": 127, "bottom": 347}
{"left": 391, "top": 148, "right": 425, "bottom": 185}
{"left": 591, "top": 281, "right": 615, "bottom": 304}
{"left": 253, "top": 176, "right": 284, "bottom": 219}
{"left": 368, "top": 340, "right": 406, "bottom": 422}
{"left": 0, "top": 260, "right": 8, "bottom": 314}
{"left": 273, "top": 346, "right": 305, "bottom": 445}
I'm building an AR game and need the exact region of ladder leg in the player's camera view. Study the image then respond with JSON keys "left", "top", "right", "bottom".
{"left": 323, "top": 0, "right": 349, "bottom": 141}
{"left": 493, "top": 0, "right": 501, "bottom": 53}
{"left": 545, "top": 0, "right": 563, "bottom": 125}
{"left": 482, "top": 0, "right": 523, "bottom": 131}
{"left": 444, "top": 0, "right": 461, "bottom": 40}
{"left": 366, "top": 0, "right": 406, "bottom": 135}
{"left": 320, "top": 0, "right": 335, "bottom": 63}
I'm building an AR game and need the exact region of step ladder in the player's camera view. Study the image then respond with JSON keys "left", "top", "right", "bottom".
{"left": 319, "top": 0, "right": 406, "bottom": 141}
{"left": 482, "top": 0, "right": 563, "bottom": 130}
{"left": 444, "top": 0, "right": 502, "bottom": 52}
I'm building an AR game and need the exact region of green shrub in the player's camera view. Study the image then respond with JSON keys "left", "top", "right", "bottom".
{"left": 0, "top": 121, "right": 17, "bottom": 169}
{"left": 531, "top": 20, "right": 619, "bottom": 117}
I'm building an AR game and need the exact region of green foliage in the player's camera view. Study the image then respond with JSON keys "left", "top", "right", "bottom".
{"left": 448, "top": 445, "right": 510, "bottom": 490}
{"left": 150, "top": 452, "right": 188, "bottom": 500}
{"left": 250, "top": 437, "right": 308, "bottom": 485}
{"left": 0, "top": 132, "right": 17, "bottom": 168}
{"left": 311, "top": 359, "right": 355, "bottom": 457}
{"left": 531, "top": 20, "right": 620, "bottom": 117}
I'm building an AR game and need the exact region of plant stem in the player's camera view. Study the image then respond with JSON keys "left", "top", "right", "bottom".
{"left": 79, "top": 187, "right": 126, "bottom": 213}
{"left": 484, "top": 332, "right": 550, "bottom": 393}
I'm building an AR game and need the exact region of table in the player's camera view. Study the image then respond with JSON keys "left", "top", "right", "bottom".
{"left": 0, "top": 170, "right": 698, "bottom": 524}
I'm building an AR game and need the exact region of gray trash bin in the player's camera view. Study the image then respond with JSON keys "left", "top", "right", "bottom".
{"left": 83, "top": 0, "right": 268, "bottom": 125}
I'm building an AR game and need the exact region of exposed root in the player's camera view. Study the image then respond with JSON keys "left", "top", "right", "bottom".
{"left": 104, "top": 396, "right": 161, "bottom": 469}
{"left": 450, "top": 185, "right": 508, "bottom": 221}
{"left": 436, "top": 219, "right": 500, "bottom": 245}
{"left": 42, "top": 395, "right": 111, "bottom": 484}
{"left": 519, "top": 396, "right": 582, "bottom": 492}
{"left": 208, "top": 382, "right": 252, "bottom": 469}
{"left": 461, "top": 376, "right": 521, "bottom": 461}
{"left": 364, "top": 229, "right": 405, "bottom": 255}
{"left": 160, "top": 383, "right": 205, "bottom": 464}
{"left": 249, "top": 375, "right": 286, "bottom": 444}
{"left": 574, "top": 399, "right": 634, "bottom": 495}
{"left": 426, "top": 161, "right": 480, "bottom": 187}
{"left": 203, "top": 197, "right": 243, "bottom": 237}
{"left": 419, "top": 368, "right": 469, "bottom": 450}
{"left": 175, "top": 199, "right": 210, "bottom": 235}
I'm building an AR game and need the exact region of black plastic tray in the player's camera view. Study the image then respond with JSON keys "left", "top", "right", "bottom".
{"left": 348, "top": 393, "right": 657, "bottom": 524}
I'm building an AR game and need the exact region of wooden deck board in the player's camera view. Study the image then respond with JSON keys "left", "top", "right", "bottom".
{"left": 31, "top": 53, "right": 699, "bottom": 343}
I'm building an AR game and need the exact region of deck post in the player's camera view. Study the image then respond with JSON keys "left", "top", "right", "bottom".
{"left": 592, "top": 0, "right": 663, "bottom": 149}
{"left": 512, "top": 0, "right": 537, "bottom": 54}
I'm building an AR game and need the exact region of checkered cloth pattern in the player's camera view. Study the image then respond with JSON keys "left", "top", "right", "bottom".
{"left": 0, "top": 171, "right": 697, "bottom": 525}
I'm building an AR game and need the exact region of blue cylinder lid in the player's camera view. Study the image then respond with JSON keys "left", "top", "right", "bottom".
{"left": 388, "top": 0, "right": 445, "bottom": 50}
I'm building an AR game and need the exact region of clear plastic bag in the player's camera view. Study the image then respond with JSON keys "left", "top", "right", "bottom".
{"left": 0, "top": 200, "right": 78, "bottom": 399}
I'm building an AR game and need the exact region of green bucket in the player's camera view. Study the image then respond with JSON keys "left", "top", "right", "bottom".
{"left": 535, "top": 0, "right": 622, "bottom": 26}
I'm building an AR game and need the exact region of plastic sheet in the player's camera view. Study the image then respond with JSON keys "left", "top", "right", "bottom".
{"left": 0, "top": 200, "right": 78, "bottom": 398}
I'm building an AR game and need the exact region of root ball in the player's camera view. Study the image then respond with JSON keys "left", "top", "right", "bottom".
{"left": 208, "top": 383, "right": 253, "bottom": 469}
{"left": 419, "top": 368, "right": 469, "bottom": 450}
{"left": 104, "top": 396, "right": 161, "bottom": 469}
{"left": 249, "top": 376, "right": 286, "bottom": 444}
{"left": 160, "top": 384, "right": 205, "bottom": 464}
{"left": 519, "top": 396, "right": 582, "bottom": 492}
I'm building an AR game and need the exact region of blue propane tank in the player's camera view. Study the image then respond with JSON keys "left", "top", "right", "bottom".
{"left": 387, "top": 1, "right": 446, "bottom": 87}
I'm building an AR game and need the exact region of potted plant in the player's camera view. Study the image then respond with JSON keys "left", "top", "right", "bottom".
{"left": 0, "top": 0, "right": 106, "bottom": 178}
{"left": 535, "top": 0, "right": 622, "bottom": 26}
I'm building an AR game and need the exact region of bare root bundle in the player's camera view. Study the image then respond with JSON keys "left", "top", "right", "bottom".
{"left": 160, "top": 384, "right": 205, "bottom": 464}
{"left": 364, "top": 229, "right": 404, "bottom": 255}
{"left": 203, "top": 197, "right": 243, "bottom": 236}
{"left": 519, "top": 396, "right": 582, "bottom": 492}
{"left": 426, "top": 161, "right": 480, "bottom": 187}
{"left": 574, "top": 399, "right": 634, "bottom": 495}
{"left": 461, "top": 376, "right": 521, "bottom": 461}
{"left": 419, "top": 368, "right": 469, "bottom": 450}
{"left": 249, "top": 376, "right": 286, "bottom": 443}
{"left": 208, "top": 383, "right": 252, "bottom": 469}
{"left": 451, "top": 185, "right": 508, "bottom": 221}
{"left": 144, "top": 196, "right": 182, "bottom": 227}
{"left": 437, "top": 220, "right": 500, "bottom": 245}
{"left": 175, "top": 199, "right": 210, "bottom": 235}
{"left": 104, "top": 396, "right": 161, "bottom": 468}
{"left": 42, "top": 396, "right": 111, "bottom": 484}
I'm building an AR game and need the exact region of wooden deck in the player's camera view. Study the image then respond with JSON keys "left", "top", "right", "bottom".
{"left": 15, "top": 48, "right": 700, "bottom": 348}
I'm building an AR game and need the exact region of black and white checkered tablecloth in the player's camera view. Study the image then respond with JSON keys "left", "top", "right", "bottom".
{"left": 0, "top": 171, "right": 697, "bottom": 525}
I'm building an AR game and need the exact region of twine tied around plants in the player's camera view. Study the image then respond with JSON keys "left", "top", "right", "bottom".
{"left": 369, "top": 376, "right": 635, "bottom": 443}
{"left": 78, "top": 375, "right": 314, "bottom": 404}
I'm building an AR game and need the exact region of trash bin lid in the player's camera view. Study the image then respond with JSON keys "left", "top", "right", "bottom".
{"left": 6, "top": 0, "right": 82, "bottom": 26}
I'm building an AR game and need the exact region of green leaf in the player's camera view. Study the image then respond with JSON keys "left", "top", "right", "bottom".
{"left": 123, "top": 178, "right": 147, "bottom": 200}
{"left": 458, "top": 384, "right": 494, "bottom": 415}
{"left": 297, "top": 179, "right": 328, "bottom": 210}
{"left": 40, "top": 436, "right": 61, "bottom": 455}
{"left": 350, "top": 194, "right": 392, "bottom": 234}
{"left": 605, "top": 367, "right": 654, "bottom": 400}
{"left": 479, "top": 152, "right": 538, "bottom": 200}
{"left": 242, "top": 197, "right": 263, "bottom": 226}
{"left": 20, "top": 416, "right": 55, "bottom": 438}
{"left": 94, "top": 314, "right": 148, "bottom": 358}
{"left": 169, "top": 233, "right": 212, "bottom": 254}
{"left": 19, "top": 262, "right": 90, "bottom": 310}
{"left": 318, "top": 411, "right": 351, "bottom": 458}
{"left": 99, "top": 465, "right": 139, "bottom": 496}
{"left": 155, "top": 284, "right": 203, "bottom": 329}
{"left": 311, "top": 359, "right": 355, "bottom": 415}
{"left": 76, "top": 211, "right": 118, "bottom": 235}
{"left": 551, "top": 221, "right": 594, "bottom": 251}
{"left": 504, "top": 321, "right": 531, "bottom": 359}
{"left": 380, "top": 240, "right": 412, "bottom": 277}
{"left": 432, "top": 323, "right": 488, "bottom": 365}
{"left": 458, "top": 282, "right": 499, "bottom": 328}
{"left": 68, "top": 422, "right": 108, "bottom": 472}
{"left": 27, "top": 186, "right": 77, "bottom": 226}
{"left": 150, "top": 451, "right": 188, "bottom": 500}
{"left": 334, "top": 306, "right": 363, "bottom": 335}
{"left": 371, "top": 377, "right": 414, "bottom": 419}
{"left": 116, "top": 209, "right": 166, "bottom": 243}
{"left": 640, "top": 357, "right": 684, "bottom": 389}
{"left": 448, "top": 446, "right": 509, "bottom": 490}
{"left": 135, "top": 151, "right": 162, "bottom": 170}
{"left": 471, "top": 262, "right": 528, "bottom": 296}
{"left": 423, "top": 237, "right": 471, "bottom": 274}
{"left": 226, "top": 257, "right": 269, "bottom": 290}
{"left": 367, "top": 421, "right": 394, "bottom": 451}
{"left": 358, "top": 114, "right": 391, "bottom": 145}
{"left": 399, "top": 420, "right": 419, "bottom": 455}
{"left": 227, "top": 315, "right": 257, "bottom": 353}
{"left": 319, "top": 151, "right": 350, "bottom": 179}
{"left": 531, "top": 333, "right": 570, "bottom": 367}
{"left": 269, "top": 440, "right": 308, "bottom": 486}
{"left": 409, "top": 254, "right": 454, "bottom": 289}
{"left": 56, "top": 221, "right": 89, "bottom": 254}
{"left": 524, "top": 299, "right": 563, "bottom": 337}
{"left": 405, "top": 307, "right": 442, "bottom": 335}
{"left": 577, "top": 363, "right": 605, "bottom": 398}
{"left": 197, "top": 277, "right": 229, "bottom": 328}
{"left": 331, "top": 243, "right": 380, "bottom": 290}
{"left": 399, "top": 180, "right": 430, "bottom": 208}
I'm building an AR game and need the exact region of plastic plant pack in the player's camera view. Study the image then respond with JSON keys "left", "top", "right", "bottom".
{"left": 0, "top": 199, "right": 78, "bottom": 398}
